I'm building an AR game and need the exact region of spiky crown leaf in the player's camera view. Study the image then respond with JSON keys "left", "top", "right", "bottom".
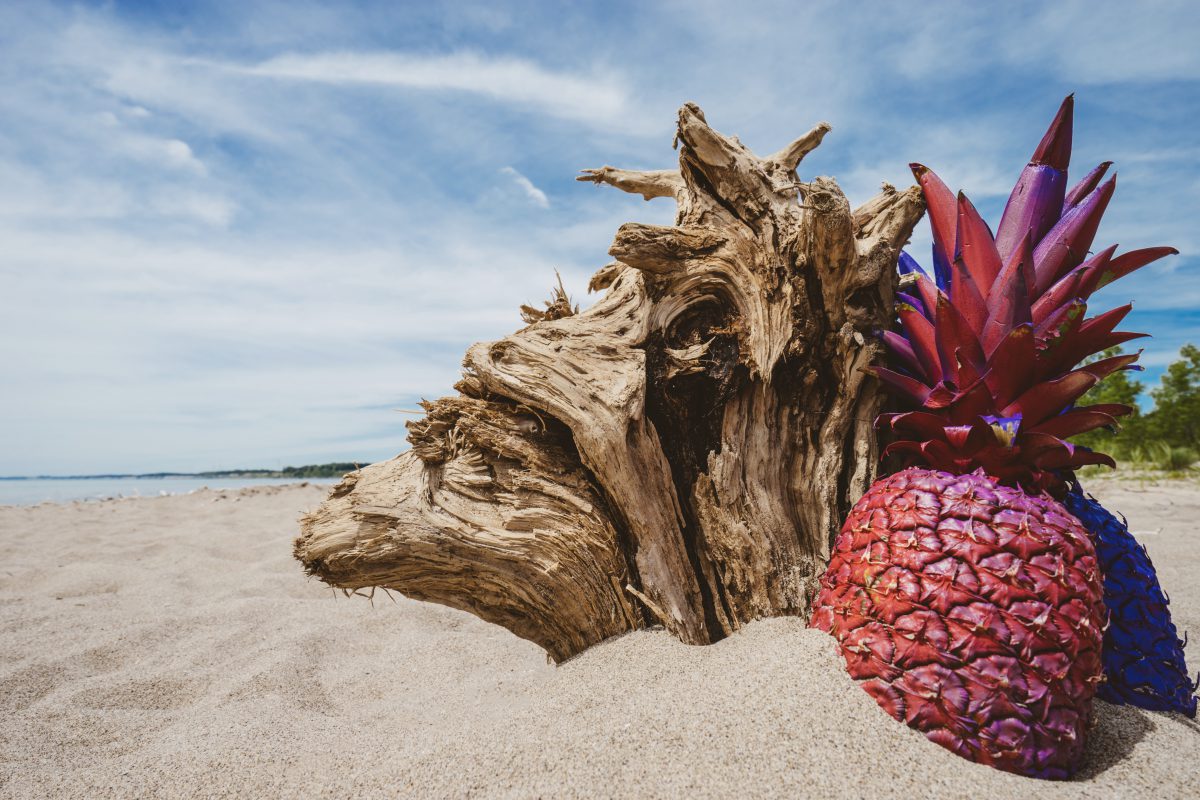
{"left": 879, "top": 95, "right": 1178, "bottom": 491}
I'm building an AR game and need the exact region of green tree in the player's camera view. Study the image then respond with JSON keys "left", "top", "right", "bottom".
{"left": 1146, "top": 343, "right": 1200, "bottom": 449}
{"left": 1072, "top": 346, "right": 1146, "bottom": 453}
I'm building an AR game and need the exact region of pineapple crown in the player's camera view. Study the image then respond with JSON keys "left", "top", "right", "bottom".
{"left": 878, "top": 95, "right": 1178, "bottom": 492}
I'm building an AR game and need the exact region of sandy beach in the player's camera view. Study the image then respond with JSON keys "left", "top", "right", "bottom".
{"left": 1, "top": 479, "right": 1197, "bottom": 798}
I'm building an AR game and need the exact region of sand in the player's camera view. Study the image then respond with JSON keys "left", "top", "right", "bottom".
{"left": 1, "top": 479, "right": 1197, "bottom": 798}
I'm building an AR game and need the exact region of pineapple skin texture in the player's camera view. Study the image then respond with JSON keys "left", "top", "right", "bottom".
{"left": 810, "top": 467, "right": 1106, "bottom": 780}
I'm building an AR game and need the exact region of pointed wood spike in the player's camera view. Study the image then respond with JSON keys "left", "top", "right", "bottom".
{"left": 768, "top": 121, "right": 832, "bottom": 171}
{"left": 577, "top": 167, "right": 684, "bottom": 201}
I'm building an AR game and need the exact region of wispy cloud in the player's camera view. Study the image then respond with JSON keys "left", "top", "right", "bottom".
{"left": 241, "top": 50, "right": 629, "bottom": 128}
{"left": 0, "top": 1, "right": 1196, "bottom": 474}
{"left": 500, "top": 166, "right": 549, "bottom": 208}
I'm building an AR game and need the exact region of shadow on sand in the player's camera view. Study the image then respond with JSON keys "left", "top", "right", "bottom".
{"left": 1076, "top": 700, "right": 1155, "bottom": 779}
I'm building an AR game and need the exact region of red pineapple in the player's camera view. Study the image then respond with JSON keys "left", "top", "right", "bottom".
{"left": 813, "top": 467, "right": 1104, "bottom": 778}
{"left": 809, "top": 96, "right": 1175, "bottom": 779}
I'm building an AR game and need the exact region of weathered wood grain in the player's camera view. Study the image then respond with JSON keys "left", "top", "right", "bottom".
{"left": 294, "top": 103, "right": 925, "bottom": 661}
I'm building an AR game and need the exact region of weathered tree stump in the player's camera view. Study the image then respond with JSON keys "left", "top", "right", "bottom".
{"left": 294, "top": 104, "right": 925, "bottom": 662}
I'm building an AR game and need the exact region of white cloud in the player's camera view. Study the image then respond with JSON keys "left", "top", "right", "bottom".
{"left": 119, "top": 136, "right": 208, "bottom": 175}
{"left": 163, "top": 139, "right": 204, "bottom": 171}
{"left": 146, "top": 189, "right": 235, "bottom": 226}
{"left": 500, "top": 166, "right": 549, "bottom": 208}
{"left": 872, "top": 1, "right": 1200, "bottom": 85}
{"left": 1002, "top": 1, "right": 1200, "bottom": 84}
{"left": 0, "top": 1, "right": 1195, "bottom": 475}
{"left": 242, "top": 50, "right": 629, "bottom": 128}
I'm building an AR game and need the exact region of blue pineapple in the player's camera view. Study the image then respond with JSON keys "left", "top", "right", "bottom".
{"left": 1065, "top": 481, "right": 1197, "bottom": 716}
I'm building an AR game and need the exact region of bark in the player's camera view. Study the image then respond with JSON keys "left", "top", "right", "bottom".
{"left": 294, "top": 103, "right": 925, "bottom": 662}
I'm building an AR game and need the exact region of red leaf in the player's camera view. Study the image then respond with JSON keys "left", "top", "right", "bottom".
{"left": 946, "top": 378, "right": 997, "bottom": 425}
{"left": 912, "top": 274, "right": 941, "bottom": 322}
{"left": 1063, "top": 161, "right": 1112, "bottom": 213}
{"left": 995, "top": 95, "right": 1074, "bottom": 264}
{"left": 1039, "top": 329, "right": 1147, "bottom": 379}
{"left": 1001, "top": 370, "right": 1099, "bottom": 426}
{"left": 899, "top": 303, "right": 943, "bottom": 383}
{"left": 1080, "top": 303, "right": 1133, "bottom": 337}
{"left": 882, "top": 331, "right": 929, "bottom": 381}
{"left": 951, "top": 253, "right": 989, "bottom": 336}
{"left": 1032, "top": 268, "right": 1086, "bottom": 326}
{"left": 1077, "top": 403, "right": 1133, "bottom": 419}
{"left": 982, "top": 235, "right": 1034, "bottom": 355}
{"left": 911, "top": 164, "right": 957, "bottom": 273}
{"left": 1028, "top": 408, "right": 1123, "bottom": 439}
{"left": 1030, "top": 94, "right": 1073, "bottom": 170}
{"left": 1034, "top": 298, "right": 1086, "bottom": 343}
{"left": 982, "top": 324, "right": 1035, "bottom": 410}
{"left": 1068, "top": 450, "right": 1117, "bottom": 470}
{"left": 1079, "top": 351, "right": 1141, "bottom": 382}
{"left": 884, "top": 411, "right": 952, "bottom": 441}
{"left": 955, "top": 192, "right": 1003, "bottom": 291}
{"left": 1018, "top": 432, "right": 1075, "bottom": 465}
{"left": 1074, "top": 244, "right": 1119, "bottom": 299}
{"left": 872, "top": 367, "right": 933, "bottom": 406}
{"left": 1032, "top": 175, "right": 1116, "bottom": 294}
{"left": 1092, "top": 246, "right": 1179, "bottom": 291}
{"left": 935, "top": 294, "right": 985, "bottom": 384}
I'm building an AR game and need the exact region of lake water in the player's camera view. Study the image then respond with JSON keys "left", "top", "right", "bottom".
{"left": 0, "top": 477, "right": 340, "bottom": 506}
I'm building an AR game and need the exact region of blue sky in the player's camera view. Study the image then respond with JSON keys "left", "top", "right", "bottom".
{"left": 1, "top": 0, "right": 1197, "bottom": 474}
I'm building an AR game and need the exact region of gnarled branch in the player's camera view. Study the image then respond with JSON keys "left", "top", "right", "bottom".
{"left": 577, "top": 167, "right": 683, "bottom": 200}
{"left": 295, "top": 104, "right": 925, "bottom": 662}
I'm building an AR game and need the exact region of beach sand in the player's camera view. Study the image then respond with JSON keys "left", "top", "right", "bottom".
{"left": 1, "top": 479, "right": 1197, "bottom": 798}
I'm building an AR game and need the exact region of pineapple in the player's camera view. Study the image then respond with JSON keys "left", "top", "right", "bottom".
{"left": 813, "top": 468, "right": 1105, "bottom": 778}
{"left": 1063, "top": 482, "right": 1198, "bottom": 717}
{"left": 809, "top": 96, "right": 1187, "bottom": 778}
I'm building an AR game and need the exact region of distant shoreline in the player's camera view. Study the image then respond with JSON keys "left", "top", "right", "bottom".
{"left": 0, "top": 462, "right": 365, "bottom": 481}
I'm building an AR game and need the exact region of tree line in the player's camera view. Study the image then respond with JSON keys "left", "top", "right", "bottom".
{"left": 1075, "top": 344, "right": 1200, "bottom": 472}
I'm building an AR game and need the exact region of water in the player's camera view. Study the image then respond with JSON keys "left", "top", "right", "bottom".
{"left": 0, "top": 477, "right": 340, "bottom": 506}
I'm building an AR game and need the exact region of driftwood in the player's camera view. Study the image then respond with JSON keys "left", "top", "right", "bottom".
{"left": 295, "top": 104, "right": 925, "bottom": 662}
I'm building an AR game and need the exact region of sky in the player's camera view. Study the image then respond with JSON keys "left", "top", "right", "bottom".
{"left": 1, "top": 0, "right": 1198, "bottom": 475}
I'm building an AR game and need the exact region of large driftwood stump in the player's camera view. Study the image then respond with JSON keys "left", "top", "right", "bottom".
{"left": 295, "top": 104, "right": 924, "bottom": 662}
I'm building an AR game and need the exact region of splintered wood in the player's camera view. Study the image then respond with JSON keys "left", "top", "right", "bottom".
{"left": 294, "top": 104, "right": 925, "bottom": 662}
